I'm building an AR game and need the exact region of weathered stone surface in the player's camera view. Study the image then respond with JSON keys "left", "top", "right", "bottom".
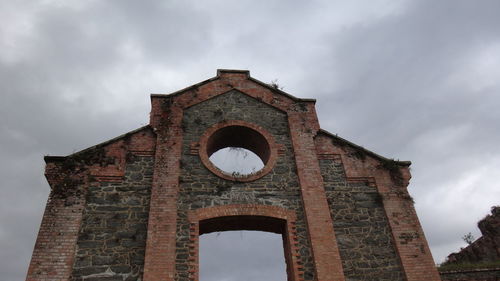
{"left": 320, "top": 159, "right": 406, "bottom": 281}
{"left": 28, "top": 70, "right": 441, "bottom": 281}
{"left": 177, "top": 90, "right": 315, "bottom": 280}
{"left": 70, "top": 156, "right": 153, "bottom": 281}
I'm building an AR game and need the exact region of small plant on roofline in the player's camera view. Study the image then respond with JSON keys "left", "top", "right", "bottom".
{"left": 331, "top": 137, "right": 347, "bottom": 148}
{"left": 378, "top": 158, "right": 404, "bottom": 186}
{"left": 269, "top": 79, "right": 284, "bottom": 90}
{"left": 349, "top": 150, "right": 367, "bottom": 161}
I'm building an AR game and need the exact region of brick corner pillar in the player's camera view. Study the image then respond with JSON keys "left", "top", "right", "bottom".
{"left": 288, "top": 107, "right": 346, "bottom": 281}
{"left": 379, "top": 166, "right": 442, "bottom": 281}
{"left": 26, "top": 162, "right": 87, "bottom": 281}
{"left": 143, "top": 96, "right": 184, "bottom": 281}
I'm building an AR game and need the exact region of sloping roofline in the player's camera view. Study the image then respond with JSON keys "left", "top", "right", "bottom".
{"left": 44, "top": 125, "right": 152, "bottom": 163}
{"left": 44, "top": 70, "right": 409, "bottom": 167}
{"left": 317, "top": 129, "right": 411, "bottom": 166}
{"left": 150, "top": 69, "right": 316, "bottom": 103}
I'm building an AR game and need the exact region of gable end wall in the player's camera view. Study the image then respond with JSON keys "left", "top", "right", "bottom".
{"left": 27, "top": 70, "right": 441, "bottom": 281}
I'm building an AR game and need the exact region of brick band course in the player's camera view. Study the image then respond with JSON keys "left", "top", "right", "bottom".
{"left": 27, "top": 69, "right": 441, "bottom": 281}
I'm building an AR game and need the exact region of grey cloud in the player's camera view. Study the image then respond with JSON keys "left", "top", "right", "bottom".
{"left": 200, "top": 231, "right": 286, "bottom": 281}
{"left": 1, "top": 0, "right": 499, "bottom": 280}
{"left": 278, "top": 0, "right": 500, "bottom": 264}
{"left": 0, "top": 2, "right": 215, "bottom": 280}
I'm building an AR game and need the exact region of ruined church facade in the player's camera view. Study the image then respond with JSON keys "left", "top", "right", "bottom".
{"left": 27, "top": 70, "right": 441, "bottom": 281}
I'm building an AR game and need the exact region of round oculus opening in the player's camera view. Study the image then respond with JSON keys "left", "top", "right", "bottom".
{"left": 209, "top": 148, "right": 265, "bottom": 176}
{"left": 206, "top": 125, "right": 271, "bottom": 178}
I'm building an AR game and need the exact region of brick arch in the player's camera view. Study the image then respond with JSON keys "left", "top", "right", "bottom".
{"left": 197, "top": 120, "right": 281, "bottom": 182}
{"left": 187, "top": 204, "right": 302, "bottom": 281}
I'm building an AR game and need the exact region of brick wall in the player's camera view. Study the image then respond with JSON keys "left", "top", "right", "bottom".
{"left": 27, "top": 127, "right": 155, "bottom": 281}
{"left": 319, "top": 157, "right": 405, "bottom": 280}
{"left": 70, "top": 155, "right": 154, "bottom": 281}
{"left": 176, "top": 90, "right": 316, "bottom": 280}
{"left": 315, "top": 131, "right": 442, "bottom": 281}
{"left": 26, "top": 185, "right": 86, "bottom": 281}
{"left": 28, "top": 69, "right": 440, "bottom": 281}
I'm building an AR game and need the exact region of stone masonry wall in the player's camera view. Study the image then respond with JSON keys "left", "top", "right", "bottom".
{"left": 319, "top": 158, "right": 406, "bottom": 281}
{"left": 70, "top": 155, "right": 154, "bottom": 281}
{"left": 28, "top": 69, "right": 442, "bottom": 281}
{"left": 176, "top": 90, "right": 316, "bottom": 280}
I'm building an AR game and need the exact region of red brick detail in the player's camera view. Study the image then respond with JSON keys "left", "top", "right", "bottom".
{"left": 88, "top": 128, "right": 156, "bottom": 182}
{"left": 29, "top": 70, "right": 444, "bottom": 281}
{"left": 129, "top": 150, "right": 155, "bottom": 157}
{"left": 278, "top": 146, "right": 286, "bottom": 156}
{"left": 317, "top": 153, "right": 342, "bottom": 161}
{"left": 314, "top": 134, "right": 442, "bottom": 281}
{"left": 197, "top": 120, "right": 279, "bottom": 182}
{"left": 189, "top": 142, "right": 200, "bottom": 155}
{"left": 188, "top": 204, "right": 303, "bottom": 281}
{"left": 143, "top": 104, "right": 184, "bottom": 281}
{"left": 26, "top": 189, "right": 86, "bottom": 281}
{"left": 149, "top": 72, "right": 316, "bottom": 127}
{"left": 288, "top": 113, "right": 346, "bottom": 281}
{"left": 92, "top": 175, "right": 123, "bottom": 182}
{"left": 93, "top": 128, "right": 155, "bottom": 181}
{"left": 27, "top": 127, "right": 157, "bottom": 280}
{"left": 346, "top": 177, "right": 377, "bottom": 187}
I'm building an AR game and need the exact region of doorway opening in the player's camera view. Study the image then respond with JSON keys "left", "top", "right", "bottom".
{"left": 200, "top": 230, "right": 287, "bottom": 281}
{"left": 197, "top": 215, "right": 293, "bottom": 281}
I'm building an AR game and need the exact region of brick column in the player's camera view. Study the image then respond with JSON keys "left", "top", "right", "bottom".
{"left": 26, "top": 182, "right": 86, "bottom": 281}
{"left": 376, "top": 170, "right": 442, "bottom": 281}
{"left": 288, "top": 112, "right": 345, "bottom": 281}
{"left": 143, "top": 101, "right": 184, "bottom": 281}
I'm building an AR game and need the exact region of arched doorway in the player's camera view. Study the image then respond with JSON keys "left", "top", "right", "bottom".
{"left": 188, "top": 205, "right": 302, "bottom": 281}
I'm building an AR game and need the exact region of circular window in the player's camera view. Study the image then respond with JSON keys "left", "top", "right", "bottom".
{"left": 199, "top": 121, "right": 278, "bottom": 182}
{"left": 209, "top": 147, "right": 265, "bottom": 175}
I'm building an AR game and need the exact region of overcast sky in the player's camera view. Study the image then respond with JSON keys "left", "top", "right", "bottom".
{"left": 1, "top": 0, "right": 500, "bottom": 280}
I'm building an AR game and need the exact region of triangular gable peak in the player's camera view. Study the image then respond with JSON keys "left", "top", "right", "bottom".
{"left": 28, "top": 69, "right": 442, "bottom": 281}
{"left": 149, "top": 69, "right": 317, "bottom": 128}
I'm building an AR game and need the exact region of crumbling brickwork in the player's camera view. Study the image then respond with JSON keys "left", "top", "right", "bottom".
{"left": 27, "top": 69, "right": 441, "bottom": 281}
